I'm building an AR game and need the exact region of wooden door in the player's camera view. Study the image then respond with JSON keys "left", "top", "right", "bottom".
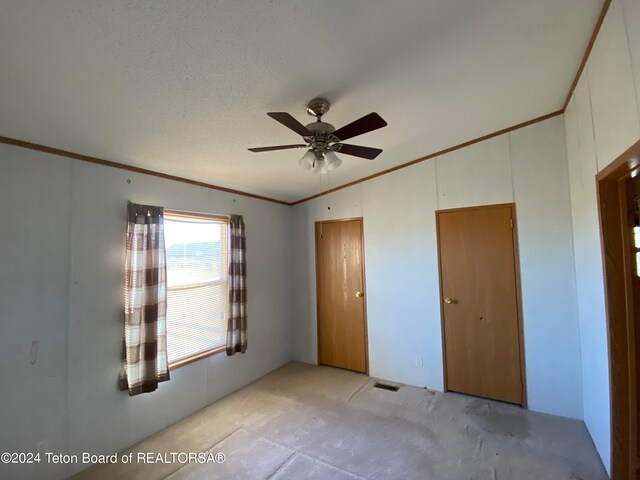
{"left": 316, "top": 219, "right": 368, "bottom": 373}
{"left": 437, "top": 204, "right": 524, "bottom": 405}
{"left": 597, "top": 141, "right": 640, "bottom": 479}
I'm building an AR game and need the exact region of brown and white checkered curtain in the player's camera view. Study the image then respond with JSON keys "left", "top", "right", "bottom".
{"left": 119, "top": 202, "right": 170, "bottom": 395}
{"left": 226, "top": 215, "right": 247, "bottom": 355}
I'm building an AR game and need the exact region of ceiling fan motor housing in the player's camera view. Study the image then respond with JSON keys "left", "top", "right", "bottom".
{"left": 305, "top": 121, "right": 335, "bottom": 134}
{"left": 304, "top": 121, "right": 336, "bottom": 154}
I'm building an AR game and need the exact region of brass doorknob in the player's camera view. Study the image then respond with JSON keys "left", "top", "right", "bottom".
{"left": 444, "top": 297, "right": 457, "bottom": 304}
{"left": 355, "top": 291, "right": 365, "bottom": 298}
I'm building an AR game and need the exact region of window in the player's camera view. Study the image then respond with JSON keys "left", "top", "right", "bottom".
{"left": 164, "top": 210, "right": 228, "bottom": 368}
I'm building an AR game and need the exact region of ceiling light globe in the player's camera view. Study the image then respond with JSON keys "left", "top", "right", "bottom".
{"left": 324, "top": 151, "right": 342, "bottom": 171}
{"left": 298, "top": 150, "right": 316, "bottom": 171}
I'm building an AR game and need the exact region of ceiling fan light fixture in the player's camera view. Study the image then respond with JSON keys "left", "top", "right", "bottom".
{"left": 250, "top": 99, "right": 387, "bottom": 172}
{"left": 324, "top": 151, "right": 342, "bottom": 171}
{"left": 316, "top": 158, "right": 329, "bottom": 175}
{"left": 313, "top": 151, "right": 342, "bottom": 175}
{"left": 298, "top": 150, "right": 316, "bottom": 170}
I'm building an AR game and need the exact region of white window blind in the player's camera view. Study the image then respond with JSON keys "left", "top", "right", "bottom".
{"left": 164, "top": 211, "right": 228, "bottom": 366}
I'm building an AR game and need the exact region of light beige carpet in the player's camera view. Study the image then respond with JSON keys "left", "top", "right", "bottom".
{"left": 72, "top": 362, "right": 608, "bottom": 480}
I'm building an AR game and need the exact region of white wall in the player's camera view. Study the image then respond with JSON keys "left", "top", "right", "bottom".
{"left": 563, "top": 0, "right": 640, "bottom": 472}
{"left": 292, "top": 115, "right": 584, "bottom": 420}
{"left": 0, "top": 143, "right": 293, "bottom": 480}
{"left": 0, "top": 148, "right": 72, "bottom": 480}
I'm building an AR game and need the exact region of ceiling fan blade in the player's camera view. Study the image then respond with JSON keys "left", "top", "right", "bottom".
{"left": 335, "top": 144, "right": 383, "bottom": 160}
{"left": 267, "top": 112, "right": 313, "bottom": 137}
{"left": 248, "top": 144, "right": 307, "bottom": 152}
{"left": 332, "top": 113, "right": 387, "bottom": 141}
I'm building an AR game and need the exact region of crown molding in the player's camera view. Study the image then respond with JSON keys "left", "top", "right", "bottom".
{"left": 562, "top": 0, "right": 612, "bottom": 111}
{"left": 0, "top": 135, "right": 291, "bottom": 206}
{"left": 0, "top": 0, "right": 612, "bottom": 207}
{"left": 293, "top": 0, "right": 611, "bottom": 205}
{"left": 290, "top": 109, "right": 564, "bottom": 205}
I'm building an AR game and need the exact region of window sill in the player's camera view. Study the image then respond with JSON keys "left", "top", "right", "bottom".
{"left": 168, "top": 345, "right": 226, "bottom": 371}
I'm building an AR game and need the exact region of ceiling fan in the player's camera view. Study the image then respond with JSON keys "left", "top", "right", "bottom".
{"left": 248, "top": 98, "right": 387, "bottom": 173}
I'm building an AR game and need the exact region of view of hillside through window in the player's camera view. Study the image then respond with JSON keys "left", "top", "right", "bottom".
{"left": 164, "top": 213, "right": 228, "bottom": 365}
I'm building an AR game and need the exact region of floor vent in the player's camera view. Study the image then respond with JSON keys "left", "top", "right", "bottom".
{"left": 373, "top": 382, "right": 399, "bottom": 392}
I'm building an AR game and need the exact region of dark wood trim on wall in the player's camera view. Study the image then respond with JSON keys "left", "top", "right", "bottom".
{"left": 596, "top": 139, "right": 640, "bottom": 480}
{"left": 0, "top": 0, "right": 613, "bottom": 207}
{"left": 292, "top": 0, "right": 612, "bottom": 205}
{"left": 562, "top": 0, "right": 612, "bottom": 111}
{"left": 0, "top": 135, "right": 290, "bottom": 206}
{"left": 0, "top": 111, "right": 563, "bottom": 208}
{"left": 291, "top": 110, "right": 563, "bottom": 205}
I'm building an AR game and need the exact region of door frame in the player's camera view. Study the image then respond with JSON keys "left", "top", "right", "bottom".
{"left": 314, "top": 217, "right": 370, "bottom": 375}
{"left": 435, "top": 202, "right": 527, "bottom": 407}
{"left": 596, "top": 139, "right": 640, "bottom": 479}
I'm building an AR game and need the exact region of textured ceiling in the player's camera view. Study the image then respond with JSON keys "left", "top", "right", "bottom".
{"left": 0, "top": 0, "right": 602, "bottom": 202}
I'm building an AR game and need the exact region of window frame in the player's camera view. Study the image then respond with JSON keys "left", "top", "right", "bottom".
{"left": 164, "top": 208, "right": 229, "bottom": 370}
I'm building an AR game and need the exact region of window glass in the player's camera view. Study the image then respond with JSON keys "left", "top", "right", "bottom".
{"left": 164, "top": 211, "right": 228, "bottom": 366}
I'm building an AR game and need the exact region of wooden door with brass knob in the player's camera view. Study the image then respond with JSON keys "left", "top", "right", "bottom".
{"left": 436, "top": 203, "right": 525, "bottom": 405}
{"left": 315, "top": 218, "right": 368, "bottom": 373}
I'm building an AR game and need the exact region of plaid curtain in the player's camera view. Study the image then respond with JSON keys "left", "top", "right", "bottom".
{"left": 226, "top": 215, "right": 248, "bottom": 355}
{"left": 119, "top": 202, "right": 170, "bottom": 395}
